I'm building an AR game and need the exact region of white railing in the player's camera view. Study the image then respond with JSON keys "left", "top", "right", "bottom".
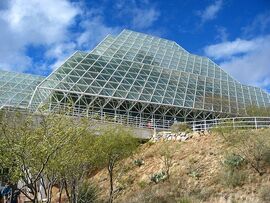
{"left": 186, "top": 117, "right": 270, "bottom": 132}
{"left": 77, "top": 110, "right": 175, "bottom": 130}
{"left": 69, "top": 109, "right": 270, "bottom": 132}
{"left": 2, "top": 103, "right": 270, "bottom": 132}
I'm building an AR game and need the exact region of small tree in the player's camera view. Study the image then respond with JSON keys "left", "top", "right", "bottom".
{"left": 96, "top": 125, "right": 139, "bottom": 203}
{"left": 0, "top": 110, "right": 98, "bottom": 203}
{"left": 0, "top": 111, "right": 68, "bottom": 202}
{"left": 217, "top": 128, "right": 270, "bottom": 176}
{"left": 45, "top": 117, "right": 98, "bottom": 203}
{"left": 159, "top": 143, "right": 174, "bottom": 180}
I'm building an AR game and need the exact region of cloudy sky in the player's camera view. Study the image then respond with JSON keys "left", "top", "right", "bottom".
{"left": 0, "top": 0, "right": 269, "bottom": 92}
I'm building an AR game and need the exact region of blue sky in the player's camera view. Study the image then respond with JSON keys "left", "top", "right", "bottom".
{"left": 0, "top": 0, "right": 270, "bottom": 92}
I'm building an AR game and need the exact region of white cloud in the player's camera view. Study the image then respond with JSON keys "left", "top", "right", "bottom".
{"left": 215, "top": 26, "right": 228, "bottom": 42}
{"left": 204, "top": 36, "right": 270, "bottom": 89}
{"left": 0, "top": 0, "right": 80, "bottom": 72}
{"left": 204, "top": 38, "right": 258, "bottom": 59}
{"left": 77, "top": 17, "right": 120, "bottom": 50}
{"left": 242, "top": 12, "right": 270, "bottom": 37}
{"left": 197, "top": 0, "right": 223, "bottom": 22}
{"left": 132, "top": 8, "right": 159, "bottom": 29}
{"left": 114, "top": 0, "right": 159, "bottom": 29}
{"left": 1, "top": 0, "right": 79, "bottom": 44}
{"left": 0, "top": 0, "right": 120, "bottom": 73}
{"left": 47, "top": 16, "right": 121, "bottom": 70}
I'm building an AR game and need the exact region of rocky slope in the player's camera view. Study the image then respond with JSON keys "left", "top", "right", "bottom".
{"left": 92, "top": 131, "right": 270, "bottom": 203}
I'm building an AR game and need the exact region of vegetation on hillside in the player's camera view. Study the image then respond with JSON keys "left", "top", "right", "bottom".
{"left": 92, "top": 128, "right": 270, "bottom": 203}
{"left": 1, "top": 109, "right": 270, "bottom": 203}
{"left": 246, "top": 105, "right": 270, "bottom": 117}
{"left": 0, "top": 110, "right": 138, "bottom": 203}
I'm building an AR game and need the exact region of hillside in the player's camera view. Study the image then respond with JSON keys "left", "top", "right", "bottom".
{"left": 92, "top": 130, "right": 270, "bottom": 203}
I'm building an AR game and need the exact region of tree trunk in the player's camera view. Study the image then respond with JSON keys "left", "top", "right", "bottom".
{"left": 64, "top": 180, "right": 71, "bottom": 203}
{"left": 59, "top": 181, "right": 64, "bottom": 203}
{"left": 108, "top": 161, "right": 114, "bottom": 203}
{"left": 46, "top": 182, "right": 53, "bottom": 203}
{"left": 33, "top": 184, "right": 39, "bottom": 203}
{"left": 71, "top": 179, "right": 77, "bottom": 203}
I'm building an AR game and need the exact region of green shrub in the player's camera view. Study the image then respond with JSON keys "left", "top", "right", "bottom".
{"left": 223, "top": 153, "right": 245, "bottom": 170}
{"left": 78, "top": 182, "right": 99, "bottom": 203}
{"left": 177, "top": 197, "right": 192, "bottom": 203}
{"left": 149, "top": 171, "right": 167, "bottom": 184}
{"left": 218, "top": 129, "right": 270, "bottom": 176}
{"left": 171, "top": 123, "right": 191, "bottom": 133}
{"left": 262, "top": 149, "right": 270, "bottom": 165}
{"left": 220, "top": 153, "right": 247, "bottom": 188}
{"left": 138, "top": 180, "right": 147, "bottom": 189}
{"left": 91, "top": 113, "right": 100, "bottom": 120}
{"left": 134, "top": 158, "right": 144, "bottom": 167}
{"left": 104, "top": 115, "right": 115, "bottom": 122}
{"left": 219, "top": 169, "right": 246, "bottom": 188}
{"left": 188, "top": 170, "right": 201, "bottom": 179}
{"left": 211, "top": 120, "right": 235, "bottom": 135}
{"left": 187, "top": 163, "right": 203, "bottom": 180}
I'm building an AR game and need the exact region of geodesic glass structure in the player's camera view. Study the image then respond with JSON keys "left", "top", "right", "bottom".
{"left": 0, "top": 70, "right": 44, "bottom": 110}
{"left": 1, "top": 30, "right": 270, "bottom": 127}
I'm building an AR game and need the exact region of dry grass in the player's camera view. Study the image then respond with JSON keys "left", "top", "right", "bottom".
{"left": 92, "top": 131, "right": 270, "bottom": 203}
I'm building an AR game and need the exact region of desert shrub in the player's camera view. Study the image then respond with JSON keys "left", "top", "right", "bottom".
{"left": 259, "top": 185, "right": 270, "bottom": 202}
{"left": 159, "top": 143, "right": 174, "bottom": 180}
{"left": 188, "top": 170, "right": 201, "bottom": 180}
{"left": 120, "top": 176, "right": 135, "bottom": 188}
{"left": 187, "top": 162, "right": 203, "bottom": 180}
{"left": 262, "top": 148, "right": 270, "bottom": 165}
{"left": 138, "top": 180, "right": 147, "bottom": 189}
{"left": 125, "top": 176, "right": 190, "bottom": 203}
{"left": 149, "top": 171, "right": 167, "bottom": 184}
{"left": 217, "top": 129, "right": 270, "bottom": 176}
{"left": 91, "top": 113, "right": 101, "bottom": 120}
{"left": 188, "top": 187, "right": 215, "bottom": 201}
{"left": 219, "top": 169, "right": 246, "bottom": 188}
{"left": 211, "top": 120, "right": 235, "bottom": 135}
{"left": 177, "top": 197, "right": 193, "bottom": 203}
{"left": 78, "top": 182, "right": 99, "bottom": 203}
{"left": 134, "top": 158, "right": 144, "bottom": 167}
{"left": 104, "top": 115, "right": 115, "bottom": 122}
{"left": 223, "top": 153, "right": 245, "bottom": 170}
{"left": 220, "top": 153, "right": 247, "bottom": 188}
{"left": 171, "top": 122, "right": 191, "bottom": 133}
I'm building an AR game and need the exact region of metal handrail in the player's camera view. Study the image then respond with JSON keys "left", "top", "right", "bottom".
{"left": 2, "top": 103, "right": 270, "bottom": 132}
{"left": 185, "top": 117, "right": 270, "bottom": 131}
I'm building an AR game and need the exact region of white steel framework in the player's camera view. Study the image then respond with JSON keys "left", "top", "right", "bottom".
{"left": 1, "top": 30, "right": 269, "bottom": 127}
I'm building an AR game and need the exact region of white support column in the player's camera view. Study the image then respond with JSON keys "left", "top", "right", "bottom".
{"left": 255, "top": 117, "right": 258, "bottom": 129}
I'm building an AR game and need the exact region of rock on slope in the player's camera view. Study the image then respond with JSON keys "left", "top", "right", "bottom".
{"left": 92, "top": 131, "right": 270, "bottom": 203}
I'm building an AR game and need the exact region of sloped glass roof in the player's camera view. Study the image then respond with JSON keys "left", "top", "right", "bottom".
{"left": 92, "top": 30, "right": 236, "bottom": 82}
{"left": 29, "top": 30, "right": 270, "bottom": 116}
{"left": 0, "top": 70, "right": 44, "bottom": 110}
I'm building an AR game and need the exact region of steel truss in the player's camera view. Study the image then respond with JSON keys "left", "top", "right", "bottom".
{"left": 30, "top": 87, "right": 233, "bottom": 129}
{"left": 22, "top": 29, "right": 270, "bottom": 129}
